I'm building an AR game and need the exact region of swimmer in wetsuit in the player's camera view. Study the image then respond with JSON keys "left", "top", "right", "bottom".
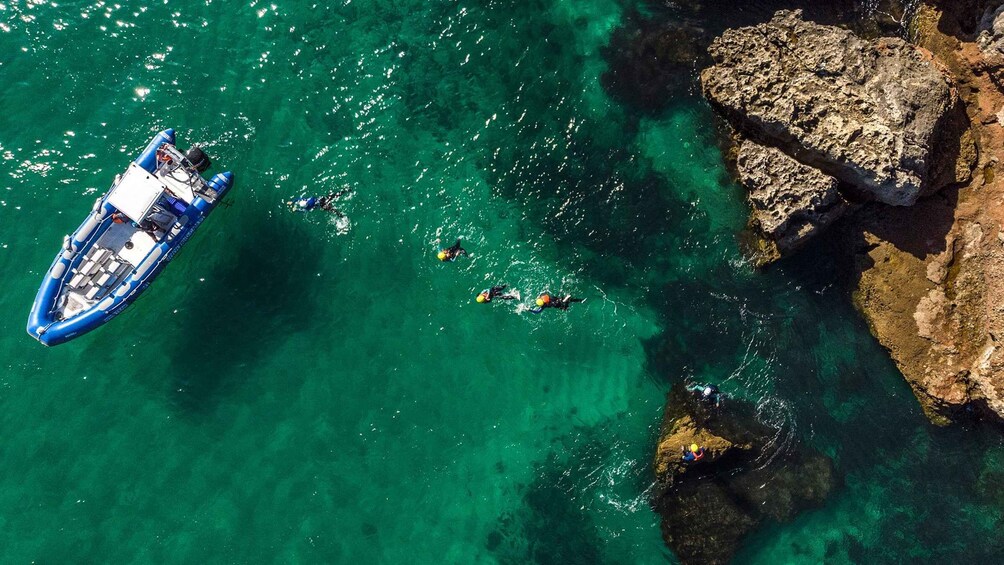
{"left": 437, "top": 239, "right": 468, "bottom": 262}
{"left": 476, "top": 285, "right": 519, "bottom": 304}
{"left": 686, "top": 382, "right": 723, "bottom": 408}
{"left": 288, "top": 189, "right": 352, "bottom": 215}
{"left": 528, "top": 293, "right": 584, "bottom": 313}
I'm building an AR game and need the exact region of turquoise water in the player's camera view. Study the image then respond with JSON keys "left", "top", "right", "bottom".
{"left": 2, "top": 0, "right": 1004, "bottom": 562}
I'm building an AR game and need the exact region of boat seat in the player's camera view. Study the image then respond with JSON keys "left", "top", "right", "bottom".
{"left": 147, "top": 207, "right": 177, "bottom": 231}
{"left": 69, "top": 273, "right": 85, "bottom": 288}
{"left": 91, "top": 248, "right": 109, "bottom": 263}
{"left": 80, "top": 261, "right": 98, "bottom": 276}
{"left": 84, "top": 286, "right": 100, "bottom": 300}
{"left": 106, "top": 260, "right": 122, "bottom": 274}
{"left": 95, "top": 272, "right": 112, "bottom": 286}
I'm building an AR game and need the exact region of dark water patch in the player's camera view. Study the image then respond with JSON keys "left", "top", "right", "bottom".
{"left": 641, "top": 266, "right": 766, "bottom": 384}
{"left": 488, "top": 425, "right": 656, "bottom": 565}
{"left": 489, "top": 451, "right": 606, "bottom": 564}
{"left": 161, "top": 213, "right": 324, "bottom": 415}
{"left": 602, "top": 17, "right": 707, "bottom": 113}
{"left": 487, "top": 138, "right": 695, "bottom": 286}
{"left": 397, "top": 0, "right": 585, "bottom": 138}
{"left": 391, "top": 0, "right": 720, "bottom": 288}
{"left": 361, "top": 522, "right": 379, "bottom": 538}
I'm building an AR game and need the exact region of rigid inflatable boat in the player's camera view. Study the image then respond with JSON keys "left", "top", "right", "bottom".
{"left": 27, "top": 129, "right": 234, "bottom": 346}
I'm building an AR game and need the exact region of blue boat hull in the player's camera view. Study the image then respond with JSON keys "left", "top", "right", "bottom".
{"left": 26, "top": 130, "right": 234, "bottom": 346}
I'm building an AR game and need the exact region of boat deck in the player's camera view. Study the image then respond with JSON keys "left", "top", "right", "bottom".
{"left": 98, "top": 222, "right": 158, "bottom": 266}
{"left": 58, "top": 223, "right": 160, "bottom": 319}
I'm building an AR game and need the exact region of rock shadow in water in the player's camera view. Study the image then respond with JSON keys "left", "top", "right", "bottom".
{"left": 641, "top": 269, "right": 767, "bottom": 384}
{"left": 486, "top": 425, "right": 660, "bottom": 565}
{"left": 601, "top": 16, "right": 708, "bottom": 114}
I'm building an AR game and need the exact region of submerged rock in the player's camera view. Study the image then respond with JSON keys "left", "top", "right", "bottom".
{"left": 602, "top": 20, "right": 706, "bottom": 113}
{"left": 737, "top": 139, "right": 850, "bottom": 264}
{"left": 702, "top": 9, "right": 970, "bottom": 207}
{"left": 652, "top": 383, "right": 836, "bottom": 564}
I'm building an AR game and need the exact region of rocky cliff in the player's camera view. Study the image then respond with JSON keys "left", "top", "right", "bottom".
{"left": 702, "top": 10, "right": 971, "bottom": 207}
{"left": 846, "top": 1, "right": 1004, "bottom": 423}
{"left": 737, "top": 140, "right": 851, "bottom": 261}
{"left": 700, "top": 9, "right": 974, "bottom": 264}
{"left": 695, "top": 6, "right": 1004, "bottom": 424}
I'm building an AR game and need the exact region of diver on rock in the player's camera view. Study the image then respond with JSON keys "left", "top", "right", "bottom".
{"left": 528, "top": 293, "right": 584, "bottom": 313}
{"left": 437, "top": 239, "right": 468, "bottom": 262}
{"left": 681, "top": 444, "right": 706, "bottom": 463}
{"left": 476, "top": 285, "right": 519, "bottom": 304}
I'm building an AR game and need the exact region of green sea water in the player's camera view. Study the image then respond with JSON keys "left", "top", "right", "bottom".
{"left": 2, "top": 0, "right": 1004, "bottom": 563}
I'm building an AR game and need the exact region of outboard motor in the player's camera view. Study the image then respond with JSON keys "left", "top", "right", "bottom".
{"left": 185, "top": 146, "right": 211, "bottom": 173}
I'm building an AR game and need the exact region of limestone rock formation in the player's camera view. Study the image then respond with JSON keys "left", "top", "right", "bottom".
{"left": 737, "top": 140, "right": 850, "bottom": 263}
{"left": 652, "top": 383, "right": 836, "bottom": 564}
{"left": 702, "top": 9, "right": 969, "bottom": 207}
{"left": 834, "top": 1, "right": 1004, "bottom": 423}
{"left": 978, "top": 3, "right": 1004, "bottom": 87}
{"left": 694, "top": 7, "right": 1004, "bottom": 424}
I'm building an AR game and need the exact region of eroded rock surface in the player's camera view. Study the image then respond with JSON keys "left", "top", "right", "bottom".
{"left": 737, "top": 139, "right": 850, "bottom": 263}
{"left": 694, "top": 6, "right": 1004, "bottom": 424}
{"left": 842, "top": 2, "right": 1004, "bottom": 423}
{"left": 702, "top": 9, "right": 969, "bottom": 207}
{"left": 978, "top": 3, "right": 1004, "bottom": 87}
{"left": 652, "top": 384, "right": 836, "bottom": 564}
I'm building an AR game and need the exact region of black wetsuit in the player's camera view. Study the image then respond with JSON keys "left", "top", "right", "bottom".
{"left": 687, "top": 382, "right": 723, "bottom": 407}
{"left": 530, "top": 294, "right": 584, "bottom": 313}
{"left": 443, "top": 239, "right": 468, "bottom": 261}
{"left": 485, "top": 285, "right": 517, "bottom": 301}
{"left": 552, "top": 295, "right": 584, "bottom": 310}
{"left": 316, "top": 189, "right": 352, "bottom": 215}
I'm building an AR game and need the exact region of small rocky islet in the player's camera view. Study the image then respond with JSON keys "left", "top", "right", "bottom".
{"left": 638, "top": 0, "right": 1004, "bottom": 560}
{"left": 652, "top": 383, "right": 835, "bottom": 564}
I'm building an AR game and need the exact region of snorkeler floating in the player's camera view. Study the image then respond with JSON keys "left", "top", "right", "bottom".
{"left": 288, "top": 189, "right": 352, "bottom": 215}
{"left": 476, "top": 285, "right": 519, "bottom": 304}
{"left": 528, "top": 292, "right": 584, "bottom": 313}
{"left": 437, "top": 239, "right": 468, "bottom": 262}
{"left": 686, "top": 382, "right": 724, "bottom": 408}
{"left": 428, "top": 234, "right": 587, "bottom": 313}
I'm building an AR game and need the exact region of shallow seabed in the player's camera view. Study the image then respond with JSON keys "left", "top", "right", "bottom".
{"left": 0, "top": 0, "right": 1002, "bottom": 563}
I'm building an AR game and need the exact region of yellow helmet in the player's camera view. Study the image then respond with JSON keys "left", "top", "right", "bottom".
{"left": 437, "top": 251, "right": 447, "bottom": 261}
{"left": 690, "top": 444, "right": 700, "bottom": 452}
{"left": 476, "top": 293, "right": 487, "bottom": 303}
{"left": 535, "top": 298, "right": 545, "bottom": 307}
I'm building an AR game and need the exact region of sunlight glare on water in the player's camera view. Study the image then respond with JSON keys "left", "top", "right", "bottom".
{"left": 1, "top": 0, "right": 1003, "bottom": 563}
